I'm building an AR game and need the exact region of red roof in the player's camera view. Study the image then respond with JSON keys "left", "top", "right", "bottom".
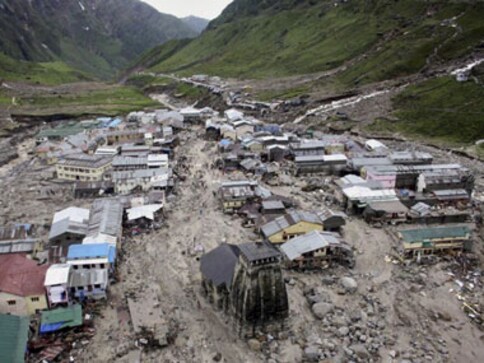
{"left": 0, "top": 254, "right": 49, "bottom": 297}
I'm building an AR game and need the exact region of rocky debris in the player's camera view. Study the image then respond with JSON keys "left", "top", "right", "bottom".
{"left": 311, "top": 302, "right": 334, "bottom": 320}
{"left": 248, "top": 339, "right": 262, "bottom": 351}
{"left": 340, "top": 276, "right": 358, "bottom": 294}
{"left": 303, "top": 345, "right": 320, "bottom": 362}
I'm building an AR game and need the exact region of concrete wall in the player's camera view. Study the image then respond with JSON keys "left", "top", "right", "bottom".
{"left": 0, "top": 292, "right": 27, "bottom": 315}
{"left": 56, "top": 163, "right": 111, "bottom": 182}
{"left": 268, "top": 222, "right": 323, "bottom": 244}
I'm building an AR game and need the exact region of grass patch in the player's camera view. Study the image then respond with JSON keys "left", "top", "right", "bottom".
{"left": 367, "top": 75, "right": 484, "bottom": 145}
{"left": 256, "top": 86, "right": 310, "bottom": 101}
{"left": 0, "top": 52, "right": 90, "bottom": 85}
{"left": 8, "top": 85, "right": 159, "bottom": 117}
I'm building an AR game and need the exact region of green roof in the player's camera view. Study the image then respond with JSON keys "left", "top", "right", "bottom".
{"left": 0, "top": 313, "right": 29, "bottom": 363}
{"left": 37, "top": 121, "right": 100, "bottom": 138}
{"left": 40, "top": 305, "right": 83, "bottom": 333}
{"left": 400, "top": 226, "right": 470, "bottom": 244}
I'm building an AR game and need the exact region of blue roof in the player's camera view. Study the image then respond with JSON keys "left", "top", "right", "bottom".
{"left": 108, "top": 118, "right": 122, "bottom": 128}
{"left": 219, "top": 139, "right": 232, "bottom": 146}
{"left": 67, "top": 243, "right": 116, "bottom": 263}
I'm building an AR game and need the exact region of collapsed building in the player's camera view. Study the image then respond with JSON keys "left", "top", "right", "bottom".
{"left": 201, "top": 242, "right": 288, "bottom": 337}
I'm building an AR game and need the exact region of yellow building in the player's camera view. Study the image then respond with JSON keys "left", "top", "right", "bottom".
{"left": 56, "top": 154, "right": 112, "bottom": 181}
{"left": 261, "top": 211, "right": 324, "bottom": 244}
{"left": 0, "top": 254, "right": 49, "bottom": 316}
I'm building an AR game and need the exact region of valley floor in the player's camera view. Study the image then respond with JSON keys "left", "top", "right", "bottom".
{"left": 0, "top": 90, "right": 483, "bottom": 361}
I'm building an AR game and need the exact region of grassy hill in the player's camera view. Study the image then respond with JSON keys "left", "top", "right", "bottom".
{"left": 0, "top": 53, "right": 90, "bottom": 85}
{"left": 0, "top": 0, "right": 196, "bottom": 79}
{"left": 143, "top": 0, "right": 483, "bottom": 85}
{"left": 368, "top": 67, "right": 484, "bottom": 145}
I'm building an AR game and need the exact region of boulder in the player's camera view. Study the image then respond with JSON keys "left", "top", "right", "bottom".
{"left": 304, "top": 346, "right": 320, "bottom": 362}
{"left": 248, "top": 339, "right": 261, "bottom": 351}
{"left": 340, "top": 277, "right": 358, "bottom": 294}
{"left": 312, "top": 302, "right": 334, "bottom": 319}
{"left": 351, "top": 344, "right": 370, "bottom": 360}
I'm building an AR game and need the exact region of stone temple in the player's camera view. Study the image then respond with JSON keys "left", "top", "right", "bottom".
{"left": 201, "top": 241, "right": 289, "bottom": 337}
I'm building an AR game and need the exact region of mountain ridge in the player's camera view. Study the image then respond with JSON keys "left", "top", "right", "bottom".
{"left": 182, "top": 16, "right": 210, "bottom": 34}
{"left": 0, "top": 0, "right": 196, "bottom": 79}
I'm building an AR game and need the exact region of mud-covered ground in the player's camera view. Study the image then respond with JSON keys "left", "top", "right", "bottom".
{"left": 0, "top": 96, "right": 482, "bottom": 363}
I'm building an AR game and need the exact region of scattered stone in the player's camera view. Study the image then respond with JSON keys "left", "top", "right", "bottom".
{"left": 338, "top": 326, "right": 350, "bottom": 337}
{"left": 304, "top": 346, "right": 320, "bottom": 362}
{"left": 312, "top": 302, "right": 334, "bottom": 319}
{"left": 351, "top": 344, "right": 370, "bottom": 359}
{"left": 248, "top": 339, "right": 261, "bottom": 351}
{"left": 213, "top": 352, "right": 222, "bottom": 361}
{"left": 340, "top": 277, "right": 358, "bottom": 294}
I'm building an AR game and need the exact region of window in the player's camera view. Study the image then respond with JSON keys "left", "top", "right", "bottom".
{"left": 94, "top": 284, "right": 101, "bottom": 289}
{"left": 31, "top": 297, "right": 40, "bottom": 302}
{"left": 88, "top": 285, "right": 93, "bottom": 292}
{"left": 78, "top": 286, "right": 84, "bottom": 291}
{"left": 70, "top": 287, "right": 76, "bottom": 293}
{"left": 100, "top": 264, "right": 105, "bottom": 269}
{"left": 7, "top": 300, "right": 16, "bottom": 306}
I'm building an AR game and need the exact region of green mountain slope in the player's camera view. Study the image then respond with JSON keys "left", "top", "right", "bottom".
{"left": 0, "top": 53, "right": 90, "bottom": 85}
{"left": 144, "top": 0, "right": 484, "bottom": 83}
{"left": 0, "top": 0, "right": 196, "bottom": 79}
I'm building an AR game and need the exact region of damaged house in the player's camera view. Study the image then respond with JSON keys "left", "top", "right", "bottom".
{"left": 48, "top": 207, "right": 90, "bottom": 263}
{"left": 260, "top": 211, "right": 324, "bottom": 244}
{"left": 112, "top": 168, "right": 173, "bottom": 195}
{"left": 280, "top": 231, "right": 354, "bottom": 269}
{"left": 0, "top": 224, "right": 40, "bottom": 255}
{"left": 398, "top": 225, "right": 472, "bottom": 259}
{"left": 219, "top": 180, "right": 258, "bottom": 213}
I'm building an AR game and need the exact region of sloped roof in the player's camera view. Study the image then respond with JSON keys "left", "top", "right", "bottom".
{"left": 52, "top": 207, "right": 90, "bottom": 225}
{"left": 238, "top": 242, "right": 280, "bottom": 262}
{"left": 280, "top": 231, "right": 343, "bottom": 260}
{"left": 127, "top": 204, "right": 163, "bottom": 221}
{"left": 40, "top": 304, "right": 83, "bottom": 334}
{"left": 67, "top": 243, "right": 115, "bottom": 263}
{"left": 0, "top": 313, "right": 29, "bottom": 363}
{"left": 261, "top": 210, "right": 322, "bottom": 237}
{"left": 45, "top": 264, "right": 71, "bottom": 286}
{"left": 400, "top": 226, "right": 471, "bottom": 243}
{"left": 0, "top": 254, "right": 49, "bottom": 297}
{"left": 200, "top": 244, "right": 240, "bottom": 288}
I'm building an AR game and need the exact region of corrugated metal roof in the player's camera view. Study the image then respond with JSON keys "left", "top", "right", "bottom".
{"left": 45, "top": 264, "right": 71, "bottom": 286}
{"left": 0, "top": 254, "right": 49, "bottom": 296}
{"left": 53, "top": 207, "right": 90, "bottom": 225}
{"left": 280, "top": 231, "right": 342, "bottom": 260}
{"left": 40, "top": 305, "right": 83, "bottom": 334}
{"left": 0, "top": 313, "right": 29, "bottom": 363}
{"left": 87, "top": 199, "right": 123, "bottom": 239}
{"left": 400, "top": 226, "right": 471, "bottom": 243}
{"left": 49, "top": 218, "right": 87, "bottom": 241}
{"left": 67, "top": 243, "right": 115, "bottom": 263}
{"left": 127, "top": 204, "right": 163, "bottom": 221}
{"left": 261, "top": 211, "right": 323, "bottom": 237}
{"left": 239, "top": 242, "right": 280, "bottom": 262}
